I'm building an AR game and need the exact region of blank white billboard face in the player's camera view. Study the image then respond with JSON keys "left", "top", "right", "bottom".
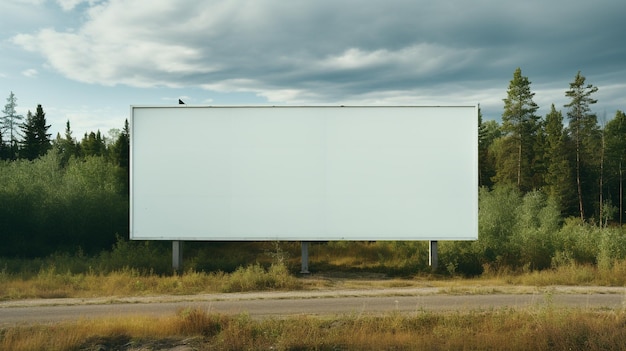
{"left": 130, "top": 106, "right": 478, "bottom": 241}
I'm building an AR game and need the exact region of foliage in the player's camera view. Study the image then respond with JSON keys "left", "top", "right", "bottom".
{"left": 552, "top": 217, "right": 599, "bottom": 266}
{"left": 81, "top": 130, "right": 106, "bottom": 157}
{"left": 564, "top": 71, "right": 600, "bottom": 220}
{"left": 19, "top": 104, "right": 51, "bottom": 160}
{"left": 0, "top": 239, "right": 302, "bottom": 299}
{"left": 497, "top": 67, "right": 540, "bottom": 191}
{"left": 439, "top": 240, "right": 482, "bottom": 276}
{"left": 476, "top": 185, "right": 521, "bottom": 267}
{"left": 604, "top": 110, "right": 626, "bottom": 224}
{"left": 0, "top": 152, "right": 128, "bottom": 257}
{"left": 52, "top": 120, "right": 79, "bottom": 167}
{"left": 309, "top": 241, "right": 428, "bottom": 275}
{"left": 478, "top": 110, "right": 501, "bottom": 188}
{"left": 222, "top": 262, "right": 301, "bottom": 292}
{"left": 1, "top": 91, "right": 23, "bottom": 159}
{"left": 596, "top": 227, "right": 626, "bottom": 270}
{"left": 511, "top": 191, "right": 561, "bottom": 270}
{"left": 543, "top": 104, "right": 577, "bottom": 215}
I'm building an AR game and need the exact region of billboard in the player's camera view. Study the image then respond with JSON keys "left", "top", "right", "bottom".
{"left": 130, "top": 106, "right": 478, "bottom": 241}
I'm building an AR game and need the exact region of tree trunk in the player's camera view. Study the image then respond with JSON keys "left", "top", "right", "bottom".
{"left": 576, "top": 140, "right": 584, "bottom": 221}
{"left": 517, "top": 140, "right": 522, "bottom": 189}
{"left": 619, "top": 161, "right": 624, "bottom": 227}
{"left": 599, "top": 130, "right": 604, "bottom": 225}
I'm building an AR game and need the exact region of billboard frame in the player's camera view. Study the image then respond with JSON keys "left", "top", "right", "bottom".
{"left": 130, "top": 105, "right": 478, "bottom": 244}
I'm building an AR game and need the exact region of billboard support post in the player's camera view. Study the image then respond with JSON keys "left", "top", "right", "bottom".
{"left": 173, "top": 241, "right": 183, "bottom": 272}
{"left": 300, "top": 241, "right": 310, "bottom": 274}
{"left": 429, "top": 240, "right": 438, "bottom": 271}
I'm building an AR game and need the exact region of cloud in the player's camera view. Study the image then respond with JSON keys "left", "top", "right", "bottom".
{"left": 10, "top": 0, "right": 626, "bottom": 118}
{"left": 55, "top": 0, "right": 103, "bottom": 11}
{"left": 55, "top": 0, "right": 87, "bottom": 11}
{"left": 10, "top": 0, "right": 45, "bottom": 5}
{"left": 21, "top": 68, "right": 38, "bottom": 77}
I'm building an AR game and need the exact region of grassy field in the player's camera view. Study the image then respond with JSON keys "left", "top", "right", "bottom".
{"left": 3, "top": 261, "right": 626, "bottom": 301}
{"left": 3, "top": 239, "right": 626, "bottom": 300}
{"left": 3, "top": 307, "right": 626, "bottom": 350}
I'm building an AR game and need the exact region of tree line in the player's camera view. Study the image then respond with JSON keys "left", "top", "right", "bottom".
{"left": 1, "top": 67, "right": 625, "bottom": 261}
{"left": 1, "top": 91, "right": 129, "bottom": 167}
{"left": 1, "top": 92, "right": 129, "bottom": 257}
{"left": 480, "top": 69, "right": 626, "bottom": 225}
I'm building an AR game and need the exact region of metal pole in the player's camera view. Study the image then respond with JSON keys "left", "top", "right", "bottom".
{"left": 429, "top": 240, "right": 438, "bottom": 271}
{"left": 301, "top": 241, "right": 310, "bottom": 274}
{"left": 172, "top": 240, "right": 183, "bottom": 272}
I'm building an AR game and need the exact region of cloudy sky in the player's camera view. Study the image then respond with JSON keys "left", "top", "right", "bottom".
{"left": 1, "top": 0, "right": 625, "bottom": 139}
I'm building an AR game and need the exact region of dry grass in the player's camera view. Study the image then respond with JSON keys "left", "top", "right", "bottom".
{"left": 486, "top": 261, "right": 626, "bottom": 287}
{"left": 3, "top": 239, "right": 626, "bottom": 302}
{"left": 3, "top": 307, "right": 626, "bottom": 350}
{"left": 0, "top": 263, "right": 302, "bottom": 301}
{"left": 4, "top": 261, "right": 626, "bottom": 302}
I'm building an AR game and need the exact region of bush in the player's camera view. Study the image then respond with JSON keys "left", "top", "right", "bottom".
{"left": 477, "top": 185, "right": 521, "bottom": 268}
{"left": 0, "top": 153, "right": 128, "bottom": 257}
{"left": 597, "top": 226, "right": 626, "bottom": 270}
{"left": 222, "top": 263, "right": 301, "bottom": 292}
{"left": 439, "top": 241, "right": 482, "bottom": 276}
{"left": 97, "top": 237, "right": 171, "bottom": 274}
{"left": 471, "top": 186, "right": 597, "bottom": 273}
{"left": 513, "top": 191, "right": 561, "bottom": 270}
{"left": 552, "top": 218, "right": 599, "bottom": 267}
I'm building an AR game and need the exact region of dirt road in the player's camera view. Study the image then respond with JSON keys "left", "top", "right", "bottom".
{"left": 2, "top": 286, "right": 625, "bottom": 325}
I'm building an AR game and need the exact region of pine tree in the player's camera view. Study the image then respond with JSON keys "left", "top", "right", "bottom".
{"left": 605, "top": 110, "right": 626, "bottom": 224}
{"left": 564, "top": 71, "right": 600, "bottom": 221}
{"left": 81, "top": 130, "right": 106, "bottom": 157}
{"left": 478, "top": 110, "right": 501, "bottom": 188}
{"left": 543, "top": 104, "right": 576, "bottom": 215}
{"left": 20, "top": 104, "right": 51, "bottom": 160}
{"left": 531, "top": 120, "right": 547, "bottom": 189}
{"left": 0, "top": 129, "right": 7, "bottom": 159}
{"left": 495, "top": 68, "right": 540, "bottom": 191}
{"left": 111, "top": 119, "right": 130, "bottom": 193}
{"left": 1, "top": 91, "right": 24, "bottom": 159}
{"left": 53, "top": 120, "right": 79, "bottom": 167}
{"left": 111, "top": 119, "right": 130, "bottom": 169}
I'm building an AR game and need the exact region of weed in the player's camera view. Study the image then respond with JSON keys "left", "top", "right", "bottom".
{"left": 6, "top": 309, "right": 626, "bottom": 351}
{"left": 4, "top": 307, "right": 626, "bottom": 350}
{"left": 222, "top": 262, "right": 301, "bottom": 293}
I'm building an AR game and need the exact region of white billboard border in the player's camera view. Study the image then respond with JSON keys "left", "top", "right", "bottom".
{"left": 129, "top": 105, "right": 479, "bottom": 271}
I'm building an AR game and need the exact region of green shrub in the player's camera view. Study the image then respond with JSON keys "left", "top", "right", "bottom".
{"left": 97, "top": 237, "right": 170, "bottom": 274}
{"left": 0, "top": 153, "right": 127, "bottom": 257}
{"left": 477, "top": 185, "right": 521, "bottom": 268}
{"left": 439, "top": 241, "right": 482, "bottom": 276}
{"left": 597, "top": 226, "right": 626, "bottom": 270}
{"left": 552, "top": 218, "right": 599, "bottom": 267}
{"left": 513, "top": 191, "right": 561, "bottom": 270}
{"left": 223, "top": 263, "right": 301, "bottom": 292}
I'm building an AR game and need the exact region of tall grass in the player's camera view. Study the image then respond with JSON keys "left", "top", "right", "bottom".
{"left": 0, "top": 263, "right": 301, "bottom": 300}
{"left": 3, "top": 308, "right": 626, "bottom": 350}
{"left": 311, "top": 241, "right": 429, "bottom": 275}
{"left": 504, "top": 260, "right": 626, "bottom": 286}
{"left": 5, "top": 237, "right": 626, "bottom": 300}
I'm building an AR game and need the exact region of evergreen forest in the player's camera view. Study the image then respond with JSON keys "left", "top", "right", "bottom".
{"left": 1, "top": 68, "right": 626, "bottom": 275}
{"left": 1, "top": 92, "right": 129, "bottom": 257}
